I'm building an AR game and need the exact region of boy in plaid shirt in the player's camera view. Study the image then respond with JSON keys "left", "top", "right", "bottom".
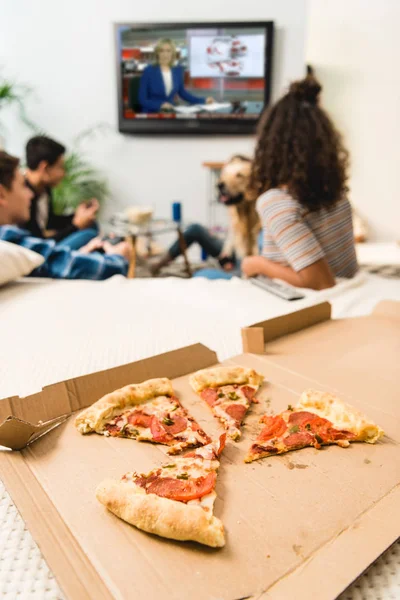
{"left": 0, "top": 151, "right": 130, "bottom": 280}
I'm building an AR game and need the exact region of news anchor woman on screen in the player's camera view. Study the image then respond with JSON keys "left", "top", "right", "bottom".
{"left": 138, "top": 38, "right": 214, "bottom": 113}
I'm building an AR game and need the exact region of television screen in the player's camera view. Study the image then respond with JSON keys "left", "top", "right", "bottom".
{"left": 115, "top": 21, "right": 274, "bottom": 135}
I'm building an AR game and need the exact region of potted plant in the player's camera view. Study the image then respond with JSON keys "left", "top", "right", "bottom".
{"left": 0, "top": 75, "right": 36, "bottom": 145}
{"left": 52, "top": 148, "right": 110, "bottom": 215}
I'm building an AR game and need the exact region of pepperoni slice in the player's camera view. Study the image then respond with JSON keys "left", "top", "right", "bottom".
{"left": 288, "top": 411, "right": 320, "bottom": 427}
{"left": 284, "top": 431, "right": 315, "bottom": 449}
{"left": 150, "top": 416, "right": 173, "bottom": 443}
{"left": 217, "top": 433, "right": 227, "bottom": 456}
{"left": 258, "top": 415, "right": 287, "bottom": 442}
{"left": 104, "top": 422, "right": 123, "bottom": 436}
{"left": 225, "top": 403, "right": 247, "bottom": 424}
{"left": 127, "top": 411, "right": 152, "bottom": 429}
{"left": 325, "top": 428, "right": 357, "bottom": 442}
{"left": 133, "top": 473, "right": 159, "bottom": 488}
{"left": 162, "top": 415, "right": 188, "bottom": 435}
{"left": 183, "top": 451, "right": 197, "bottom": 458}
{"left": 201, "top": 388, "right": 219, "bottom": 407}
{"left": 251, "top": 444, "right": 278, "bottom": 455}
{"left": 241, "top": 385, "right": 257, "bottom": 402}
{"left": 288, "top": 411, "right": 356, "bottom": 444}
{"left": 146, "top": 472, "right": 216, "bottom": 502}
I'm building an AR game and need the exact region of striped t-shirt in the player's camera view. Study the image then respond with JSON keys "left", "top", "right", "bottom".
{"left": 256, "top": 189, "right": 358, "bottom": 278}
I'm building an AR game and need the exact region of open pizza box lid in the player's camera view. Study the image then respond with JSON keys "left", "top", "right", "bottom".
{"left": 0, "top": 343, "right": 218, "bottom": 450}
{"left": 1, "top": 303, "right": 400, "bottom": 600}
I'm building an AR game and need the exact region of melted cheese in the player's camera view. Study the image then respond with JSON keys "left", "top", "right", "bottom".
{"left": 298, "top": 389, "right": 384, "bottom": 442}
{"left": 100, "top": 396, "right": 208, "bottom": 449}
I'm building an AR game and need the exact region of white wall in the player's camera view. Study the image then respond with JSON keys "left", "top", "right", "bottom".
{"left": 306, "top": 0, "right": 400, "bottom": 241}
{"left": 0, "top": 0, "right": 307, "bottom": 225}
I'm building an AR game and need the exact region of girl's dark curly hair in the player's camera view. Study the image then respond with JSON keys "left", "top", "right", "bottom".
{"left": 250, "top": 74, "right": 349, "bottom": 212}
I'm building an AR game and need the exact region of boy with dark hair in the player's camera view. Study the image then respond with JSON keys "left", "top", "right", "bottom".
{"left": 25, "top": 135, "right": 99, "bottom": 249}
{"left": 0, "top": 151, "right": 131, "bottom": 280}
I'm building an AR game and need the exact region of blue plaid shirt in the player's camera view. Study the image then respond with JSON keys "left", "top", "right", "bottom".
{"left": 0, "top": 225, "right": 128, "bottom": 280}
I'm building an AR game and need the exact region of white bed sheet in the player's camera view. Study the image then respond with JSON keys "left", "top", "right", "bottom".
{"left": 2, "top": 271, "right": 400, "bottom": 399}
{"left": 1, "top": 272, "right": 400, "bottom": 599}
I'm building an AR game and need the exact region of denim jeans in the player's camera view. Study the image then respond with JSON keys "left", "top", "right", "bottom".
{"left": 169, "top": 223, "right": 224, "bottom": 260}
{"left": 58, "top": 227, "right": 98, "bottom": 251}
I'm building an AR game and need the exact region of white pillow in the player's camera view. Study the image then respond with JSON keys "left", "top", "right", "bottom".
{"left": 0, "top": 240, "right": 45, "bottom": 286}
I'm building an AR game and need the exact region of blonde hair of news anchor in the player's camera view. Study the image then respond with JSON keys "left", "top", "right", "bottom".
{"left": 154, "top": 38, "right": 177, "bottom": 66}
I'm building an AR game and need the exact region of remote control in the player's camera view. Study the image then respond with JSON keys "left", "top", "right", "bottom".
{"left": 250, "top": 275, "right": 305, "bottom": 301}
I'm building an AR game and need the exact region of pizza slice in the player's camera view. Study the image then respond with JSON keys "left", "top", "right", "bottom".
{"left": 96, "top": 435, "right": 226, "bottom": 548}
{"left": 189, "top": 366, "right": 264, "bottom": 440}
{"left": 75, "top": 377, "right": 211, "bottom": 454}
{"left": 245, "top": 389, "right": 384, "bottom": 462}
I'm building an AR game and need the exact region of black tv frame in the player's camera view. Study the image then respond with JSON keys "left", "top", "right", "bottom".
{"left": 114, "top": 21, "right": 274, "bottom": 135}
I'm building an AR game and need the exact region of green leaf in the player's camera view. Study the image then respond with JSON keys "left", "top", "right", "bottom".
{"left": 52, "top": 149, "right": 109, "bottom": 214}
{"left": 0, "top": 74, "right": 37, "bottom": 135}
{"left": 162, "top": 464, "right": 176, "bottom": 469}
{"left": 176, "top": 473, "right": 189, "bottom": 480}
{"left": 289, "top": 425, "right": 299, "bottom": 434}
{"left": 163, "top": 417, "right": 174, "bottom": 426}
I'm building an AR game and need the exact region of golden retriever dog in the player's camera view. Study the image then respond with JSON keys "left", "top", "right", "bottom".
{"left": 217, "top": 155, "right": 261, "bottom": 259}
{"left": 219, "top": 155, "right": 368, "bottom": 252}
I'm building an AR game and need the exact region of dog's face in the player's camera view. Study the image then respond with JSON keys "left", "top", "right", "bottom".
{"left": 217, "top": 157, "right": 252, "bottom": 206}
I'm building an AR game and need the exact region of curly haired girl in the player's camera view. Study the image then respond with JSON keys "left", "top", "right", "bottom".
{"left": 242, "top": 74, "right": 358, "bottom": 290}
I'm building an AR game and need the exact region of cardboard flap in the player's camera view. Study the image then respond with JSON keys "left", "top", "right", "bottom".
{"left": 242, "top": 302, "right": 331, "bottom": 353}
{"left": 0, "top": 343, "right": 218, "bottom": 450}
{"left": 0, "top": 414, "right": 69, "bottom": 451}
{"left": 373, "top": 300, "right": 400, "bottom": 319}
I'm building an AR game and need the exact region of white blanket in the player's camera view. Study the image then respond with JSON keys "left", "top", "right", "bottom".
{"left": 1, "top": 272, "right": 400, "bottom": 399}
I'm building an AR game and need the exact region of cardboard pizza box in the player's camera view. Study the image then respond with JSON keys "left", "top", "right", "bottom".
{"left": 0, "top": 302, "right": 399, "bottom": 600}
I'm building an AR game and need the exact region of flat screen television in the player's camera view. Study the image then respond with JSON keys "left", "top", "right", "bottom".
{"left": 115, "top": 21, "right": 274, "bottom": 135}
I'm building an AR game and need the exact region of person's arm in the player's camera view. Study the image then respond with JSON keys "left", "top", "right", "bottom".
{"left": 247, "top": 193, "right": 335, "bottom": 290}
{"left": 44, "top": 248, "right": 128, "bottom": 280}
{"left": 138, "top": 68, "right": 163, "bottom": 113}
{"left": 2, "top": 228, "right": 128, "bottom": 280}
{"left": 242, "top": 255, "right": 335, "bottom": 290}
{"left": 46, "top": 221, "right": 79, "bottom": 242}
{"left": 176, "top": 68, "right": 206, "bottom": 105}
{"left": 47, "top": 199, "right": 99, "bottom": 242}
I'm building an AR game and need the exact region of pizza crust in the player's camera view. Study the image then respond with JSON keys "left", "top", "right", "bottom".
{"left": 96, "top": 478, "right": 225, "bottom": 548}
{"left": 298, "top": 389, "right": 384, "bottom": 443}
{"left": 189, "top": 366, "right": 263, "bottom": 393}
{"left": 75, "top": 378, "right": 174, "bottom": 434}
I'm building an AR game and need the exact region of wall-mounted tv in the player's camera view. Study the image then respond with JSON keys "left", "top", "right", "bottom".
{"left": 115, "top": 21, "right": 274, "bottom": 135}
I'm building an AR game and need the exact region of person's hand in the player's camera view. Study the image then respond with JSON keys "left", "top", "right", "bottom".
{"left": 79, "top": 237, "right": 104, "bottom": 254}
{"left": 218, "top": 254, "right": 235, "bottom": 271}
{"left": 160, "top": 102, "right": 174, "bottom": 111}
{"left": 84, "top": 198, "right": 99, "bottom": 212}
{"left": 104, "top": 240, "right": 133, "bottom": 262}
{"left": 241, "top": 256, "right": 262, "bottom": 278}
{"left": 205, "top": 97, "right": 214, "bottom": 104}
{"left": 72, "top": 200, "right": 99, "bottom": 229}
